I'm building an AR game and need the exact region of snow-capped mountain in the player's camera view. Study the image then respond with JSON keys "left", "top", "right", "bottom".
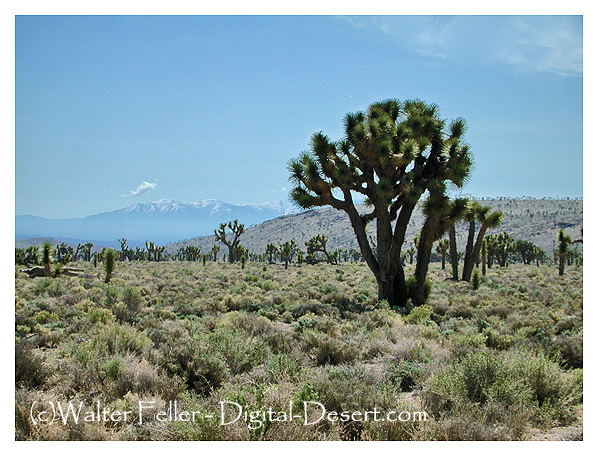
{"left": 16, "top": 199, "right": 298, "bottom": 247}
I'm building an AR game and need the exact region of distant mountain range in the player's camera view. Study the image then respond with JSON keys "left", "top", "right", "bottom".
{"left": 16, "top": 197, "right": 583, "bottom": 256}
{"left": 16, "top": 199, "right": 297, "bottom": 247}
{"left": 166, "top": 197, "right": 583, "bottom": 256}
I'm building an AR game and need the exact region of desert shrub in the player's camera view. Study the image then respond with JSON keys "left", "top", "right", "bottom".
{"left": 449, "top": 330, "right": 487, "bottom": 359}
{"left": 403, "top": 305, "right": 433, "bottom": 325}
{"left": 88, "top": 323, "right": 152, "bottom": 357}
{"left": 33, "top": 310, "right": 59, "bottom": 324}
{"left": 551, "top": 331, "right": 583, "bottom": 369}
{"left": 104, "top": 285, "right": 120, "bottom": 307}
{"left": 207, "top": 327, "right": 271, "bottom": 375}
{"left": 15, "top": 341, "right": 49, "bottom": 388}
{"left": 305, "top": 365, "right": 395, "bottom": 440}
{"left": 447, "top": 303, "right": 474, "bottom": 319}
{"left": 288, "top": 300, "right": 338, "bottom": 319}
{"left": 406, "top": 277, "right": 431, "bottom": 306}
{"left": 482, "top": 327, "right": 514, "bottom": 350}
{"left": 121, "top": 285, "right": 143, "bottom": 319}
{"left": 423, "top": 350, "right": 581, "bottom": 431}
{"left": 87, "top": 307, "right": 115, "bottom": 325}
{"left": 358, "top": 309, "right": 396, "bottom": 331}
{"left": 387, "top": 359, "right": 428, "bottom": 392}
{"left": 294, "top": 312, "right": 336, "bottom": 334}
{"left": 300, "top": 330, "right": 359, "bottom": 366}
{"left": 157, "top": 336, "right": 230, "bottom": 395}
{"left": 103, "top": 354, "right": 184, "bottom": 401}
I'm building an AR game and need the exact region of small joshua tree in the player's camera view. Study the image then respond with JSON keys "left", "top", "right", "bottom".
{"left": 471, "top": 270, "right": 481, "bottom": 290}
{"left": 104, "top": 249, "right": 116, "bottom": 283}
{"left": 558, "top": 229, "right": 572, "bottom": 276}
{"left": 436, "top": 239, "right": 450, "bottom": 270}
{"left": 279, "top": 240, "right": 298, "bottom": 269}
{"left": 41, "top": 242, "right": 53, "bottom": 277}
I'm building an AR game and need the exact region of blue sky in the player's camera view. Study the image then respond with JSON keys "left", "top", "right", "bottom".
{"left": 15, "top": 15, "right": 583, "bottom": 218}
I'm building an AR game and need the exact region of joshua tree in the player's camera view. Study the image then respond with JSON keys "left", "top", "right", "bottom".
{"left": 211, "top": 245, "right": 221, "bottom": 262}
{"left": 288, "top": 99, "right": 472, "bottom": 309}
{"left": 481, "top": 239, "right": 487, "bottom": 276}
{"left": 215, "top": 220, "right": 245, "bottom": 263}
{"left": 41, "top": 242, "right": 53, "bottom": 277}
{"left": 463, "top": 207, "right": 503, "bottom": 281}
{"left": 461, "top": 201, "right": 482, "bottom": 281}
{"left": 558, "top": 229, "right": 572, "bottom": 276}
{"left": 24, "top": 246, "right": 39, "bottom": 266}
{"left": 118, "top": 238, "right": 129, "bottom": 261}
{"left": 15, "top": 248, "right": 26, "bottom": 265}
{"left": 405, "top": 246, "right": 416, "bottom": 265}
{"left": 279, "top": 240, "right": 298, "bottom": 269}
{"left": 82, "top": 242, "right": 94, "bottom": 262}
{"left": 412, "top": 193, "right": 468, "bottom": 305}
{"left": 305, "top": 234, "right": 336, "bottom": 265}
{"left": 488, "top": 232, "right": 514, "bottom": 268}
{"left": 514, "top": 239, "right": 537, "bottom": 265}
{"left": 145, "top": 241, "right": 156, "bottom": 261}
{"left": 73, "top": 243, "right": 82, "bottom": 262}
{"left": 265, "top": 243, "right": 278, "bottom": 264}
{"left": 436, "top": 239, "right": 450, "bottom": 270}
{"left": 104, "top": 248, "right": 116, "bottom": 283}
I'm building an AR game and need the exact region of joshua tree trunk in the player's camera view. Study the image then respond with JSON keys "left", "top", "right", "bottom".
{"left": 376, "top": 270, "right": 408, "bottom": 310}
{"left": 462, "top": 220, "right": 476, "bottom": 281}
{"left": 449, "top": 223, "right": 459, "bottom": 281}
{"left": 413, "top": 215, "right": 439, "bottom": 306}
{"left": 464, "top": 224, "right": 487, "bottom": 282}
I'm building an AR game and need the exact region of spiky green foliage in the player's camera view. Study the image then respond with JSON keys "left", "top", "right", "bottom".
{"left": 436, "top": 239, "right": 450, "bottom": 270}
{"left": 288, "top": 99, "right": 473, "bottom": 309}
{"left": 265, "top": 243, "right": 278, "bottom": 263}
{"left": 558, "top": 229, "right": 573, "bottom": 276}
{"left": 279, "top": 240, "right": 298, "bottom": 270}
{"left": 412, "top": 194, "right": 469, "bottom": 305}
{"left": 104, "top": 249, "right": 117, "bottom": 283}
{"left": 40, "top": 242, "right": 53, "bottom": 277}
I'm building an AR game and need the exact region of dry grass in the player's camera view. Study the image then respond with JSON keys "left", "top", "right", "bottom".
{"left": 15, "top": 259, "right": 582, "bottom": 440}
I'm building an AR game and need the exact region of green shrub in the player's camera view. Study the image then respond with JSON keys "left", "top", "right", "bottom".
{"left": 301, "top": 330, "right": 359, "bottom": 366}
{"left": 403, "top": 305, "right": 433, "bottom": 325}
{"left": 88, "top": 323, "right": 152, "bottom": 357}
{"left": 423, "top": 350, "right": 581, "bottom": 429}
{"left": 471, "top": 271, "right": 481, "bottom": 290}
{"left": 104, "top": 249, "right": 117, "bottom": 283}
{"left": 87, "top": 307, "right": 115, "bottom": 325}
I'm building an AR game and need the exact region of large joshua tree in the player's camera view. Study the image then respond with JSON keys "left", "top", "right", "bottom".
{"left": 288, "top": 99, "right": 472, "bottom": 309}
{"left": 215, "top": 220, "right": 245, "bottom": 264}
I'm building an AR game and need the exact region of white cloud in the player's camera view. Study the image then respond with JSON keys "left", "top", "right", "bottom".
{"left": 122, "top": 181, "right": 157, "bottom": 197}
{"left": 345, "top": 16, "right": 582, "bottom": 76}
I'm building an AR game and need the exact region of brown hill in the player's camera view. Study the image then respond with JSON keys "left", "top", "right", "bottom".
{"left": 166, "top": 197, "right": 582, "bottom": 257}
